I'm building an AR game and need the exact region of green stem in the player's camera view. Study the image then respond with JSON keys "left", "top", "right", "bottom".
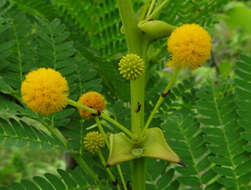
{"left": 67, "top": 99, "right": 133, "bottom": 138}
{"left": 98, "top": 151, "right": 121, "bottom": 190}
{"left": 130, "top": 79, "right": 145, "bottom": 136}
{"left": 70, "top": 153, "right": 98, "bottom": 181}
{"left": 101, "top": 114, "right": 133, "bottom": 138}
{"left": 131, "top": 158, "right": 145, "bottom": 190}
{"left": 116, "top": 165, "right": 128, "bottom": 190}
{"left": 46, "top": 120, "right": 67, "bottom": 147}
{"left": 95, "top": 117, "right": 109, "bottom": 147}
{"left": 139, "top": 0, "right": 151, "bottom": 21}
{"left": 67, "top": 99, "right": 96, "bottom": 114}
{"left": 117, "top": 0, "right": 148, "bottom": 189}
{"left": 143, "top": 67, "right": 181, "bottom": 132}
{"left": 80, "top": 120, "right": 85, "bottom": 155}
{"left": 147, "top": 0, "right": 169, "bottom": 19}
{"left": 117, "top": 0, "right": 143, "bottom": 53}
{"left": 146, "top": 0, "right": 156, "bottom": 17}
{"left": 46, "top": 124, "right": 97, "bottom": 181}
{"left": 95, "top": 117, "right": 128, "bottom": 190}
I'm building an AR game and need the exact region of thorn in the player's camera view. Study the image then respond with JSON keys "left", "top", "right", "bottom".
{"left": 112, "top": 179, "right": 118, "bottom": 186}
{"left": 127, "top": 181, "right": 132, "bottom": 190}
{"left": 161, "top": 90, "right": 171, "bottom": 97}
{"left": 135, "top": 102, "right": 141, "bottom": 113}
{"left": 178, "top": 160, "right": 187, "bottom": 168}
{"left": 97, "top": 110, "right": 101, "bottom": 116}
{"left": 91, "top": 111, "right": 101, "bottom": 117}
{"left": 105, "top": 163, "right": 110, "bottom": 168}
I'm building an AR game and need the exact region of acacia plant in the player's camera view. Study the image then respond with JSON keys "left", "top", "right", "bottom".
{"left": 0, "top": 0, "right": 251, "bottom": 190}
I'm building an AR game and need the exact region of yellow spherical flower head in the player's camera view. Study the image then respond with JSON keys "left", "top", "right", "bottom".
{"left": 167, "top": 24, "right": 212, "bottom": 69}
{"left": 78, "top": 92, "right": 106, "bottom": 119}
{"left": 84, "top": 131, "right": 105, "bottom": 153}
{"left": 21, "top": 68, "right": 69, "bottom": 115}
{"left": 119, "top": 54, "right": 144, "bottom": 80}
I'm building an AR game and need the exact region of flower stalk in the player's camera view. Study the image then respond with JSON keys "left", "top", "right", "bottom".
{"left": 143, "top": 66, "right": 181, "bottom": 133}
{"left": 98, "top": 150, "right": 121, "bottom": 190}
{"left": 67, "top": 99, "right": 133, "bottom": 138}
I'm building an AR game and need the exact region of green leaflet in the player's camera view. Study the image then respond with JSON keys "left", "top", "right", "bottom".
{"left": 146, "top": 159, "right": 179, "bottom": 190}
{"left": 0, "top": 112, "right": 65, "bottom": 151}
{"left": 197, "top": 81, "right": 251, "bottom": 189}
{"left": 160, "top": 0, "right": 229, "bottom": 26}
{"left": 235, "top": 55, "right": 251, "bottom": 152}
{"left": 0, "top": 167, "right": 113, "bottom": 190}
{"left": 50, "top": 0, "right": 128, "bottom": 58}
{"left": 161, "top": 109, "right": 221, "bottom": 189}
{"left": 0, "top": 11, "right": 33, "bottom": 88}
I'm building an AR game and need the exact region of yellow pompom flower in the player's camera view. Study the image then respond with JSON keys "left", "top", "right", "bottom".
{"left": 119, "top": 54, "right": 144, "bottom": 80}
{"left": 21, "top": 68, "right": 69, "bottom": 115}
{"left": 167, "top": 24, "right": 212, "bottom": 69}
{"left": 78, "top": 92, "right": 106, "bottom": 119}
{"left": 84, "top": 131, "right": 105, "bottom": 153}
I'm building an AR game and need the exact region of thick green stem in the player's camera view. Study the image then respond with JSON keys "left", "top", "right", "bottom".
{"left": 67, "top": 99, "right": 133, "bottom": 138}
{"left": 130, "top": 79, "right": 145, "bottom": 136}
{"left": 117, "top": 0, "right": 148, "bottom": 189}
{"left": 117, "top": 0, "right": 143, "bottom": 53}
{"left": 131, "top": 158, "right": 145, "bottom": 190}
{"left": 143, "top": 67, "right": 181, "bottom": 132}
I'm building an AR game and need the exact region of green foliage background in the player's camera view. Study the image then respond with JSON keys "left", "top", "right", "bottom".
{"left": 0, "top": 0, "right": 250, "bottom": 189}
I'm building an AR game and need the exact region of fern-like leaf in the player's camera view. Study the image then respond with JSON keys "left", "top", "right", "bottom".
{"left": 235, "top": 55, "right": 251, "bottom": 152}
{"left": 35, "top": 18, "right": 102, "bottom": 98}
{"left": 161, "top": 0, "right": 230, "bottom": 27}
{"left": 146, "top": 159, "right": 179, "bottom": 190}
{"left": 0, "top": 167, "right": 113, "bottom": 190}
{"left": 196, "top": 82, "right": 251, "bottom": 189}
{"left": 5, "top": 11, "right": 35, "bottom": 88}
{"left": 10, "top": 0, "right": 58, "bottom": 19}
{"left": 0, "top": 110, "right": 64, "bottom": 151}
{"left": 50, "top": 0, "right": 143, "bottom": 57}
{"left": 161, "top": 109, "right": 221, "bottom": 190}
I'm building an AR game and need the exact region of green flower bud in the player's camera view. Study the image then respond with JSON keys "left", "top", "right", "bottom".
{"left": 84, "top": 131, "right": 105, "bottom": 153}
{"left": 138, "top": 20, "right": 176, "bottom": 40}
{"left": 119, "top": 54, "right": 144, "bottom": 80}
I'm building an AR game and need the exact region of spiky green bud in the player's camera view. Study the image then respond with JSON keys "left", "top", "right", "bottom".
{"left": 84, "top": 131, "right": 105, "bottom": 153}
{"left": 119, "top": 54, "right": 144, "bottom": 80}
